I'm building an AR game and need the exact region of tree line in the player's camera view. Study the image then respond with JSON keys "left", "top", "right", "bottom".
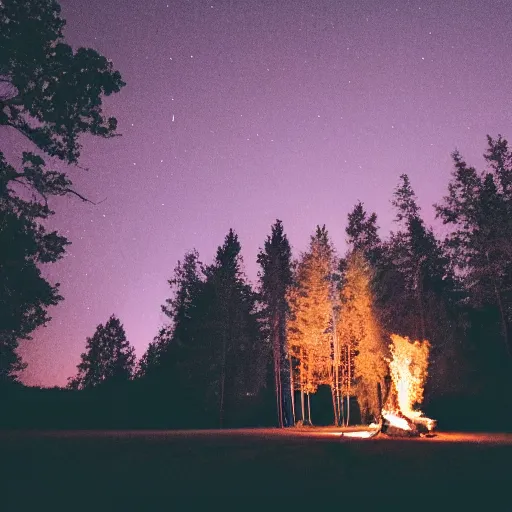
{"left": 65, "top": 145, "right": 512, "bottom": 427}
{"left": 1, "top": 0, "right": 511, "bottom": 429}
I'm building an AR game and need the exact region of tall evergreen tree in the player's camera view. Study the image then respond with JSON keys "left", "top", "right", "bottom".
{"left": 346, "top": 201, "right": 381, "bottom": 263}
{"left": 436, "top": 136, "right": 512, "bottom": 361}
{"left": 204, "top": 229, "right": 264, "bottom": 427}
{"left": 387, "top": 174, "right": 464, "bottom": 396}
{"left": 68, "top": 315, "right": 135, "bottom": 390}
{"left": 257, "top": 219, "right": 293, "bottom": 427}
{"left": 0, "top": 0, "right": 124, "bottom": 380}
{"left": 287, "top": 225, "right": 334, "bottom": 425}
{"left": 338, "top": 251, "right": 388, "bottom": 424}
{"left": 136, "top": 326, "right": 173, "bottom": 379}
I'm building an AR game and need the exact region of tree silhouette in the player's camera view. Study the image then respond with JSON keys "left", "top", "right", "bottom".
{"left": 0, "top": 0, "right": 124, "bottom": 380}
{"left": 436, "top": 136, "right": 512, "bottom": 361}
{"left": 68, "top": 315, "right": 135, "bottom": 390}
{"left": 0, "top": 0, "right": 125, "bottom": 162}
{"left": 204, "top": 229, "right": 264, "bottom": 427}
{"left": 257, "top": 219, "right": 293, "bottom": 427}
{"left": 136, "top": 326, "right": 173, "bottom": 379}
{"left": 346, "top": 201, "right": 381, "bottom": 263}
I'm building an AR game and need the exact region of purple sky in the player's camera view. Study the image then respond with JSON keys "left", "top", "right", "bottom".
{"left": 13, "top": 0, "right": 512, "bottom": 387}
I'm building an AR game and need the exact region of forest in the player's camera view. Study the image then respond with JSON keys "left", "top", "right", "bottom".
{"left": 1, "top": 0, "right": 512, "bottom": 432}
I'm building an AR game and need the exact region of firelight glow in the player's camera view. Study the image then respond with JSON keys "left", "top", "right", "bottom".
{"left": 382, "top": 335, "right": 436, "bottom": 433}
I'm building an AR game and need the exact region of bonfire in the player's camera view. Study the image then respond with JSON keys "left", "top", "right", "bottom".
{"left": 381, "top": 334, "right": 436, "bottom": 437}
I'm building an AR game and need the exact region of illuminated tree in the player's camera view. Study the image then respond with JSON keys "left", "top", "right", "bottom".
{"left": 338, "top": 251, "right": 388, "bottom": 424}
{"left": 68, "top": 315, "right": 135, "bottom": 390}
{"left": 287, "top": 226, "right": 334, "bottom": 424}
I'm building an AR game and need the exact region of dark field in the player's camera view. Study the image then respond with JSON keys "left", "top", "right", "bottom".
{"left": 2, "top": 429, "right": 512, "bottom": 505}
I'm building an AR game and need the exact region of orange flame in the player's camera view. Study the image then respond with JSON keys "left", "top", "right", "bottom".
{"left": 382, "top": 334, "right": 436, "bottom": 433}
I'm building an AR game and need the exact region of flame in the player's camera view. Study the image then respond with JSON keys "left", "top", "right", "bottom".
{"left": 382, "top": 335, "right": 436, "bottom": 433}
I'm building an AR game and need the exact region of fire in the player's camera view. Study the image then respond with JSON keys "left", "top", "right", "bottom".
{"left": 382, "top": 334, "right": 436, "bottom": 435}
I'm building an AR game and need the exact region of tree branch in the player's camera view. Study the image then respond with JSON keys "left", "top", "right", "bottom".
{"left": 65, "top": 188, "right": 99, "bottom": 204}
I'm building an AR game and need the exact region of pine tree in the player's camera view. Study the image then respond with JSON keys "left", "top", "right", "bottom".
{"left": 68, "top": 315, "right": 135, "bottom": 389}
{"left": 204, "top": 229, "right": 264, "bottom": 427}
{"left": 257, "top": 220, "right": 293, "bottom": 427}
{"left": 338, "top": 251, "right": 388, "bottom": 424}
{"left": 136, "top": 326, "right": 173, "bottom": 379}
{"left": 346, "top": 201, "right": 381, "bottom": 263}
{"left": 287, "top": 226, "right": 334, "bottom": 425}
{"left": 436, "top": 136, "right": 512, "bottom": 361}
{"left": 387, "top": 174, "right": 464, "bottom": 396}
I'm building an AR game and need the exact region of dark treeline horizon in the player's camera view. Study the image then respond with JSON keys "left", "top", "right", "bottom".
{"left": 1, "top": 0, "right": 511, "bottom": 432}
{"left": 6, "top": 137, "right": 512, "bottom": 432}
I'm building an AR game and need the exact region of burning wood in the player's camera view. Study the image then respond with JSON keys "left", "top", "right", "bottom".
{"left": 381, "top": 335, "right": 436, "bottom": 437}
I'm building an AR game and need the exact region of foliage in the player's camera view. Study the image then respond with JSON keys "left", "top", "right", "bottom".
{"left": 346, "top": 201, "right": 381, "bottom": 263}
{"left": 0, "top": 152, "right": 69, "bottom": 381}
{"left": 257, "top": 219, "right": 293, "bottom": 427}
{"left": 338, "top": 251, "right": 388, "bottom": 423}
{"left": 138, "top": 232, "right": 265, "bottom": 427}
{"left": 68, "top": 315, "right": 135, "bottom": 389}
{"left": 287, "top": 226, "right": 335, "bottom": 423}
{"left": 203, "top": 229, "right": 265, "bottom": 425}
{"left": 436, "top": 136, "right": 512, "bottom": 360}
{"left": 0, "top": 0, "right": 125, "bottom": 163}
{"left": 136, "top": 326, "right": 173, "bottom": 379}
{"left": 0, "top": 0, "right": 124, "bottom": 380}
{"left": 381, "top": 174, "right": 466, "bottom": 396}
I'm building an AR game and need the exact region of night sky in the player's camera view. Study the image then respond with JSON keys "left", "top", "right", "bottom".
{"left": 12, "top": 0, "right": 512, "bottom": 387}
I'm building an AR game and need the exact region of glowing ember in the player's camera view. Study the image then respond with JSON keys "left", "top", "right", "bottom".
{"left": 343, "top": 430, "right": 379, "bottom": 438}
{"left": 382, "top": 335, "right": 436, "bottom": 435}
{"left": 382, "top": 412, "right": 411, "bottom": 431}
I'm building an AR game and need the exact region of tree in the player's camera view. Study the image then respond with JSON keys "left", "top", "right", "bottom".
{"left": 382, "top": 174, "right": 466, "bottom": 398}
{"left": 68, "top": 315, "right": 135, "bottom": 390}
{"left": 0, "top": 155, "right": 68, "bottom": 381}
{"left": 201, "top": 229, "right": 264, "bottom": 427}
{"left": 257, "top": 220, "right": 293, "bottom": 427}
{"left": 136, "top": 326, "right": 173, "bottom": 379}
{"left": 436, "top": 137, "right": 512, "bottom": 361}
{"left": 0, "top": 0, "right": 125, "bottom": 380}
{"left": 287, "top": 226, "right": 334, "bottom": 425}
{"left": 346, "top": 201, "right": 381, "bottom": 263}
{"left": 338, "top": 251, "right": 388, "bottom": 424}
{"left": 0, "top": 0, "right": 125, "bottom": 163}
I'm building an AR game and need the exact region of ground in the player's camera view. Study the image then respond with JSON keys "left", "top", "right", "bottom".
{"left": 2, "top": 428, "right": 511, "bottom": 505}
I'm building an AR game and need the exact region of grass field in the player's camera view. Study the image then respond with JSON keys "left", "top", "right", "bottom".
{"left": 2, "top": 428, "right": 512, "bottom": 505}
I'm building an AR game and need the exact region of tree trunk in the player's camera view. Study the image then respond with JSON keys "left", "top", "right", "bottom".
{"left": 289, "top": 355, "right": 296, "bottom": 425}
{"left": 273, "top": 315, "right": 283, "bottom": 427}
{"left": 340, "top": 384, "right": 345, "bottom": 427}
{"left": 331, "top": 301, "right": 340, "bottom": 426}
{"left": 346, "top": 344, "right": 351, "bottom": 426}
{"left": 300, "top": 385, "right": 305, "bottom": 423}
{"left": 219, "top": 331, "right": 227, "bottom": 428}
{"left": 330, "top": 381, "right": 338, "bottom": 426}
